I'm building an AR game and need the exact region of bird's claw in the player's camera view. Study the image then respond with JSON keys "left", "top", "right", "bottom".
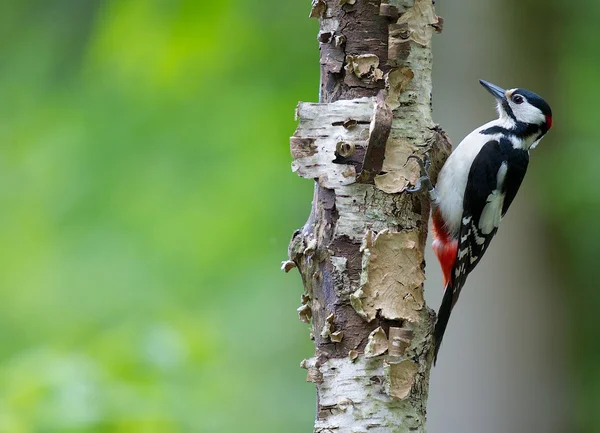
{"left": 406, "top": 177, "right": 425, "bottom": 193}
{"left": 407, "top": 153, "right": 431, "bottom": 175}
{"left": 406, "top": 153, "right": 433, "bottom": 193}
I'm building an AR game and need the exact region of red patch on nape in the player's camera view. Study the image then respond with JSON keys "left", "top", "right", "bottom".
{"left": 546, "top": 115, "right": 553, "bottom": 129}
{"left": 431, "top": 210, "right": 458, "bottom": 288}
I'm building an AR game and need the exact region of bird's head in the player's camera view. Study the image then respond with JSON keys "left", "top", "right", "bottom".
{"left": 479, "top": 80, "right": 552, "bottom": 135}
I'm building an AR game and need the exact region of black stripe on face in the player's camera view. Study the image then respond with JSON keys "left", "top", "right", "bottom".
{"left": 480, "top": 122, "right": 548, "bottom": 138}
{"left": 480, "top": 121, "right": 547, "bottom": 142}
{"left": 501, "top": 99, "right": 516, "bottom": 121}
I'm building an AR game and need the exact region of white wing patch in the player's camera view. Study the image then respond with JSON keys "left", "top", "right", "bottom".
{"left": 479, "top": 161, "right": 508, "bottom": 235}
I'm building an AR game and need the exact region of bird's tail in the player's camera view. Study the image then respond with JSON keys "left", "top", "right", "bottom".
{"left": 433, "top": 284, "right": 454, "bottom": 365}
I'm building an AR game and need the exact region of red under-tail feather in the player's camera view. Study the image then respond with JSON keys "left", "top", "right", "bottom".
{"left": 431, "top": 209, "right": 458, "bottom": 288}
{"left": 431, "top": 209, "right": 458, "bottom": 364}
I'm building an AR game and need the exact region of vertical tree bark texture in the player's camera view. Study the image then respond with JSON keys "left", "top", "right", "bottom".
{"left": 286, "top": 1, "right": 450, "bottom": 431}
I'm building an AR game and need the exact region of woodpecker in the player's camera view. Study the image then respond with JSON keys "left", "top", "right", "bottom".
{"left": 409, "top": 80, "right": 553, "bottom": 364}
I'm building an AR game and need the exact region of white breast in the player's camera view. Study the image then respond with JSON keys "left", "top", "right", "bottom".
{"left": 435, "top": 120, "right": 507, "bottom": 237}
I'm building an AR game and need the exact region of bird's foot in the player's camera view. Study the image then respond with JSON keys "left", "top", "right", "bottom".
{"left": 406, "top": 153, "right": 438, "bottom": 202}
{"left": 406, "top": 154, "right": 432, "bottom": 193}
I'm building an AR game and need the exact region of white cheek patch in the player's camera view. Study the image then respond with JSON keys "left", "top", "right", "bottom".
{"left": 510, "top": 98, "right": 546, "bottom": 125}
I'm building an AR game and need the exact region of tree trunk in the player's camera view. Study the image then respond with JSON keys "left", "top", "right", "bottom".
{"left": 286, "top": 1, "right": 450, "bottom": 431}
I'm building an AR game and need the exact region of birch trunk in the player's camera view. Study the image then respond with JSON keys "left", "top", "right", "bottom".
{"left": 286, "top": 1, "right": 450, "bottom": 431}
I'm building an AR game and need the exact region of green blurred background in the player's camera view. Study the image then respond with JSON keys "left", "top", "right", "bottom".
{"left": 0, "top": 1, "right": 316, "bottom": 431}
{"left": 1, "top": 0, "right": 599, "bottom": 432}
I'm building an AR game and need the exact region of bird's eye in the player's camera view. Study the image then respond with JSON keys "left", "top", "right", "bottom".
{"left": 512, "top": 95, "right": 524, "bottom": 104}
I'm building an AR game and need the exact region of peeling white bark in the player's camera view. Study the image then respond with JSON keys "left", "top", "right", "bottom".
{"left": 288, "top": 1, "right": 450, "bottom": 432}
{"left": 304, "top": 356, "right": 426, "bottom": 433}
{"left": 292, "top": 98, "right": 373, "bottom": 189}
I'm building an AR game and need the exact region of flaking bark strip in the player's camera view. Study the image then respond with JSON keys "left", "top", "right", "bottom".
{"left": 301, "top": 357, "right": 324, "bottom": 384}
{"left": 364, "top": 326, "right": 389, "bottom": 357}
{"left": 298, "top": 293, "right": 313, "bottom": 324}
{"left": 321, "top": 313, "right": 336, "bottom": 339}
{"left": 357, "top": 91, "right": 393, "bottom": 184}
{"left": 346, "top": 54, "right": 384, "bottom": 81}
{"left": 385, "top": 67, "right": 415, "bottom": 110}
{"left": 298, "top": 304, "right": 312, "bottom": 324}
{"left": 354, "top": 229, "right": 425, "bottom": 323}
{"left": 348, "top": 349, "right": 359, "bottom": 361}
{"left": 384, "top": 359, "right": 419, "bottom": 400}
{"left": 396, "top": 0, "right": 441, "bottom": 47}
{"left": 309, "top": 0, "right": 327, "bottom": 18}
{"left": 330, "top": 256, "right": 348, "bottom": 273}
{"left": 281, "top": 260, "right": 297, "bottom": 272}
{"left": 388, "top": 326, "right": 414, "bottom": 357}
{"left": 331, "top": 331, "right": 344, "bottom": 342}
{"left": 432, "top": 16, "right": 444, "bottom": 33}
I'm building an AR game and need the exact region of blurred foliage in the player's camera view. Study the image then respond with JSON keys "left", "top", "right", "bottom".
{"left": 509, "top": 0, "right": 600, "bottom": 431}
{"left": 545, "top": 2, "right": 600, "bottom": 432}
{"left": 0, "top": 0, "right": 318, "bottom": 431}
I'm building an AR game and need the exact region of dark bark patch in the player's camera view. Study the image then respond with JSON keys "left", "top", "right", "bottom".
{"left": 290, "top": 137, "right": 317, "bottom": 159}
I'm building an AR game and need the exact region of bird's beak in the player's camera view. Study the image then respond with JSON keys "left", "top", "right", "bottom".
{"left": 479, "top": 80, "right": 506, "bottom": 101}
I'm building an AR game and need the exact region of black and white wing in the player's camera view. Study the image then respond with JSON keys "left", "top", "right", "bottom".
{"left": 450, "top": 138, "right": 529, "bottom": 304}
